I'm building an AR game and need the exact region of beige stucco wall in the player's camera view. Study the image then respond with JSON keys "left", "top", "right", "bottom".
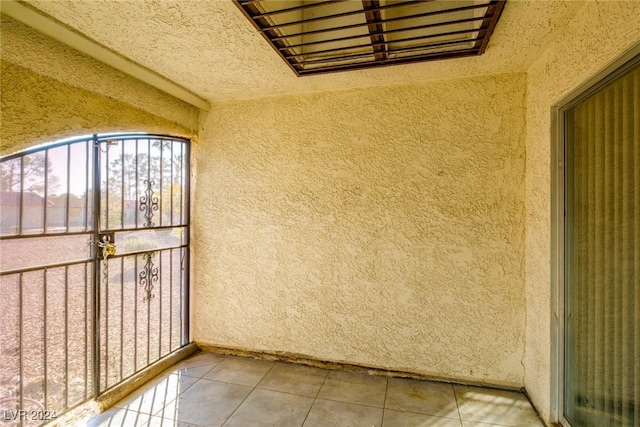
{"left": 194, "top": 72, "right": 528, "bottom": 387}
{"left": 0, "top": 15, "right": 195, "bottom": 154}
{"left": 524, "top": 1, "right": 640, "bottom": 422}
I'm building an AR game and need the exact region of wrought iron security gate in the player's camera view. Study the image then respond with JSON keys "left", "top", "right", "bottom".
{"left": 0, "top": 133, "right": 190, "bottom": 425}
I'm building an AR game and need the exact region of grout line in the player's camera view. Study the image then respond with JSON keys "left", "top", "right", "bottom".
{"left": 452, "top": 384, "right": 464, "bottom": 426}
{"left": 220, "top": 363, "right": 276, "bottom": 426}
{"left": 145, "top": 356, "right": 224, "bottom": 422}
{"left": 315, "top": 369, "right": 329, "bottom": 399}
{"left": 300, "top": 368, "right": 330, "bottom": 427}
{"left": 311, "top": 396, "right": 386, "bottom": 410}
{"left": 255, "top": 385, "right": 325, "bottom": 399}
{"left": 299, "top": 396, "right": 315, "bottom": 426}
{"left": 148, "top": 367, "right": 216, "bottom": 420}
{"left": 381, "top": 375, "right": 390, "bottom": 426}
{"left": 383, "top": 407, "right": 463, "bottom": 420}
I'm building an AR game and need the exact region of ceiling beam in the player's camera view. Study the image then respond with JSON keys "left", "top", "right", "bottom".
{"left": 0, "top": 0, "right": 210, "bottom": 111}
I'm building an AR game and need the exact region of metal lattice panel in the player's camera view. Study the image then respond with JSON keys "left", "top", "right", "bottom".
{"left": 234, "top": 0, "right": 506, "bottom": 75}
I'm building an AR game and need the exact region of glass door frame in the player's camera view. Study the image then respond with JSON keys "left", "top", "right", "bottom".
{"left": 550, "top": 43, "right": 640, "bottom": 426}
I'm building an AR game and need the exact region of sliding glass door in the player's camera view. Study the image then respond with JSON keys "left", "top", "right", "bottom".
{"left": 563, "top": 57, "right": 639, "bottom": 426}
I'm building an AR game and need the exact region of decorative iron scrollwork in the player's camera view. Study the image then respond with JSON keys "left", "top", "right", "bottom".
{"left": 139, "top": 179, "right": 159, "bottom": 228}
{"left": 139, "top": 251, "right": 158, "bottom": 301}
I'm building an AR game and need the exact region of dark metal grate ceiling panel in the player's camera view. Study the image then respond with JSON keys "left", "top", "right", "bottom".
{"left": 234, "top": 0, "right": 506, "bottom": 76}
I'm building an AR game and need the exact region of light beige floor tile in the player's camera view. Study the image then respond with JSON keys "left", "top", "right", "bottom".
{"left": 163, "top": 352, "right": 226, "bottom": 378}
{"left": 462, "top": 421, "right": 503, "bottom": 426}
{"left": 382, "top": 409, "right": 463, "bottom": 427}
{"left": 85, "top": 407, "right": 153, "bottom": 427}
{"left": 303, "top": 399, "right": 383, "bottom": 427}
{"left": 385, "top": 378, "right": 459, "bottom": 419}
{"left": 154, "top": 378, "right": 252, "bottom": 426}
{"left": 143, "top": 415, "right": 204, "bottom": 427}
{"left": 204, "top": 356, "right": 274, "bottom": 387}
{"left": 454, "top": 386, "right": 543, "bottom": 427}
{"left": 114, "top": 373, "right": 199, "bottom": 415}
{"left": 317, "top": 371, "right": 387, "bottom": 407}
{"left": 257, "top": 362, "right": 328, "bottom": 397}
{"left": 223, "top": 388, "right": 314, "bottom": 427}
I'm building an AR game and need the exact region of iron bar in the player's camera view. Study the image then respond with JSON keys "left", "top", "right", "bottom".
{"left": 284, "top": 28, "right": 480, "bottom": 59}
{"left": 135, "top": 140, "right": 139, "bottom": 229}
{"left": 476, "top": 2, "right": 504, "bottom": 54}
{"left": 105, "top": 143, "right": 109, "bottom": 231}
{"left": 259, "top": 0, "right": 432, "bottom": 30}
{"left": 18, "top": 273, "right": 23, "bottom": 426}
{"left": 105, "top": 257, "right": 109, "bottom": 389}
{"left": 147, "top": 273, "right": 151, "bottom": 367}
{"left": 0, "top": 224, "right": 184, "bottom": 241}
{"left": 120, "top": 257, "right": 124, "bottom": 382}
{"left": 134, "top": 255, "right": 138, "bottom": 373}
{"left": 180, "top": 143, "right": 184, "bottom": 225}
{"left": 0, "top": 133, "right": 187, "bottom": 163}
{"left": 277, "top": 15, "right": 487, "bottom": 49}
{"left": 92, "top": 133, "right": 101, "bottom": 396}
{"left": 85, "top": 141, "right": 90, "bottom": 232}
{"left": 1, "top": 230, "right": 102, "bottom": 241}
{"left": 296, "top": 37, "right": 474, "bottom": 66}
{"left": 269, "top": 2, "right": 490, "bottom": 39}
{"left": 296, "top": 47, "right": 477, "bottom": 74}
{"left": 239, "top": 1, "right": 302, "bottom": 73}
{"left": 121, "top": 140, "right": 125, "bottom": 230}
{"left": 183, "top": 143, "right": 191, "bottom": 344}
{"left": 170, "top": 142, "right": 174, "bottom": 227}
{"left": 180, "top": 248, "right": 185, "bottom": 345}
{"left": 84, "top": 262, "right": 88, "bottom": 399}
{"left": 0, "top": 242, "right": 188, "bottom": 275}
{"left": 66, "top": 144, "right": 71, "bottom": 233}
{"left": 44, "top": 150, "right": 49, "bottom": 234}
{"left": 252, "top": 0, "right": 348, "bottom": 18}
{"left": 8, "top": 244, "right": 185, "bottom": 276}
{"left": 159, "top": 252, "right": 162, "bottom": 356}
{"left": 19, "top": 156, "right": 24, "bottom": 235}
{"left": 43, "top": 268, "right": 48, "bottom": 411}
{"left": 2, "top": 136, "right": 84, "bottom": 160}
{"left": 159, "top": 140, "right": 164, "bottom": 227}
{"left": 169, "top": 249, "right": 173, "bottom": 349}
{"left": 362, "top": 0, "right": 387, "bottom": 62}
{"left": 64, "top": 265, "right": 69, "bottom": 408}
{"left": 0, "top": 255, "right": 93, "bottom": 275}
{"left": 147, "top": 139, "right": 152, "bottom": 229}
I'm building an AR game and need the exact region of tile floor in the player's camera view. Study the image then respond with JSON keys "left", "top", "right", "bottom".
{"left": 82, "top": 352, "right": 544, "bottom": 427}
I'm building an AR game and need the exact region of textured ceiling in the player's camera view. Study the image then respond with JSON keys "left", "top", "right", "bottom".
{"left": 24, "top": 0, "right": 584, "bottom": 103}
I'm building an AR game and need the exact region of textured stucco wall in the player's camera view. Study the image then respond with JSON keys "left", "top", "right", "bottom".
{"left": 194, "top": 73, "right": 527, "bottom": 387}
{"left": 0, "top": 15, "right": 195, "bottom": 154}
{"left": 524, "top": 1, "right": 640, "bottom": 422}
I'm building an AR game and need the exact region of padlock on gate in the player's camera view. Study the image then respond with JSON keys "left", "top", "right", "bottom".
{"left": 97, "top": 233, "right": 116, "bottom": 260}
